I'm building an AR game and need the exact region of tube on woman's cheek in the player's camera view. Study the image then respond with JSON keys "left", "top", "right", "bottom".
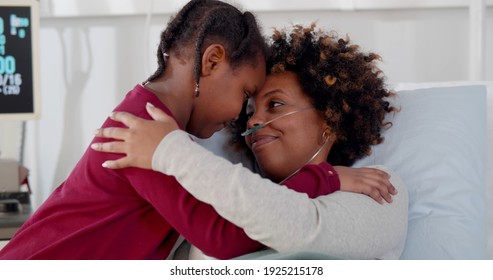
{"left": 241, "top": 107, "right": 328, "bottom": 184}
{"left": 241, "top": 108, "right": 313, "bottom": 136}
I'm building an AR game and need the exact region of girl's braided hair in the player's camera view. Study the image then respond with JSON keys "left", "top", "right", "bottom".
{"left": 147, "top": 0, "right": 268, "bottom": 86}
{"left": 232, "top": 23, "right": 396, "bottom": 166}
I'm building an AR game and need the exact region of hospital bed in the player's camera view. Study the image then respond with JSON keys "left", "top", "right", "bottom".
{"left": 199, "top": 81, "right": 493, "bottom": 259}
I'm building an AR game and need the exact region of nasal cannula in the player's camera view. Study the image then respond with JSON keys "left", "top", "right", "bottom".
{"left": 241, "top": 108, "right": 313, "bottom": 136}
{"left": 240, "top": 107, "right": 330, "bottom": 184}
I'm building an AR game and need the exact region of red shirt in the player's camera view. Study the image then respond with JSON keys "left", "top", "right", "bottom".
{"left": 0, "top": 85, "right": 340, "bottom": 260}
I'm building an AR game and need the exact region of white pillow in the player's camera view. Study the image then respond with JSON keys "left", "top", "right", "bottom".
{"left": 353, "top": 85, "right": 488, "bottom": 259}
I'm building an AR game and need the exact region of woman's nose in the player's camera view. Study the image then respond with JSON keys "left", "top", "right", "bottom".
{"left": 246, "top": 113, "right": 262, "bottom": 130}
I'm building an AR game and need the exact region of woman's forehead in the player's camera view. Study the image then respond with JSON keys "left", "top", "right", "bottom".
{"left": 254, "top": 73, "right": 305, "bottom": 99}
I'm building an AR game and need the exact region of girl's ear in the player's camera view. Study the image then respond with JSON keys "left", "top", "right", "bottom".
{"left": 200, "top": 44, "right": 226, "bottom": 76}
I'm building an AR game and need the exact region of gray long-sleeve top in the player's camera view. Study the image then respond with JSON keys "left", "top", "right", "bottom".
{"left": 153, "top": 130, "right": 409, "bottom": 259}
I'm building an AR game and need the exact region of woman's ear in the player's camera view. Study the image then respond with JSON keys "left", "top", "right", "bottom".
{"left": 201, "top": 44, "right": 226, "bottom": 76}
{"left": 321, "top": 124, "right": 336, "bottom": 145}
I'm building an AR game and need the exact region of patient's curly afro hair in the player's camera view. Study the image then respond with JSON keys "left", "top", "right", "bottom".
{"left": 231, "top": 23, "right": 396, "bottom": 166}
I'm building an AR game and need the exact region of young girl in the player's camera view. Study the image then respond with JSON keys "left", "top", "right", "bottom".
{"left": 0, "top": 0, "right": 270, "bottom": 260}
{"left": 90, "top": 24, "right": 408, "bottom": 259}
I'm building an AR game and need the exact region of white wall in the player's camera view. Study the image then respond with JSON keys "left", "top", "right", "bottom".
{"left": 0, "top": 1, "right": 492, "bottom": 209}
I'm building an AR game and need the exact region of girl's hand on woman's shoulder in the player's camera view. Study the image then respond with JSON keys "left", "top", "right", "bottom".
{"left": 91, "top": 102, "right": 179, "bottom": 170}
{"left": 334, "top": 166, "right": 397, "bottom": 204}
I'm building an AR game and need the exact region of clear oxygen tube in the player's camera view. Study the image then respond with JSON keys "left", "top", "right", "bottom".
{"left": 241, "top": 107, "right": 330, "bottom": 184}
{"left": 241, "top": 107, "right": 312, "bottom": 136}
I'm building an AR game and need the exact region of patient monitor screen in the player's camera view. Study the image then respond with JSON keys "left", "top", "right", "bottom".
{"left": 0, "top": 5, "right": 34, "bottom": 116}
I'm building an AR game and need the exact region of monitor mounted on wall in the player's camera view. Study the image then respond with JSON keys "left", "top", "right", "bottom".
{"left": 0, "top": 0, "right": 40, "bottom": 121}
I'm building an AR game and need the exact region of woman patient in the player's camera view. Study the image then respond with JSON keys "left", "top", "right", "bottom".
{"left": 94, "top": 24, "right": 408, "bottom": 259}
